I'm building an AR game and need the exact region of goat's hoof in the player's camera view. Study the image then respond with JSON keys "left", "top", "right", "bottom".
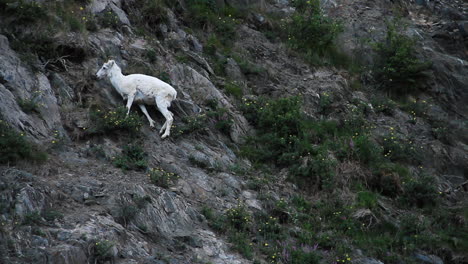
{"left": 161, "top": 134, "right": 169, "bottom": 139}
{"left": 150, "top": 123, "right": 155, "bottom": 128}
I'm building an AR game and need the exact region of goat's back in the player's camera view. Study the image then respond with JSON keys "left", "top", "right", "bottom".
{"left": 124, "top": 74, "right": 177, "bottom": 99}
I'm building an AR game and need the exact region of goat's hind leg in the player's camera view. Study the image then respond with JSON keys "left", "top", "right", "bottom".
{"left": 155, "top": 95, "right": 174, "bottom": 139}
{"left": 139, "top": 104, "right": 155, "bottom": 128}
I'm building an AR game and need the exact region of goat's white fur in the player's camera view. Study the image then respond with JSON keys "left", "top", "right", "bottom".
{"left": 96, "top": 60, "right": 177, "bottom": 139}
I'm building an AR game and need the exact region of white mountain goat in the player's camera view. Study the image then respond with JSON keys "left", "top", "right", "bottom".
{"left": 96, "top": 60, "right": 177, "bottom": 139}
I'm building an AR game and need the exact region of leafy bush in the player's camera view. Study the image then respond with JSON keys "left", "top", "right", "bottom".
{"left": 381, "top": 135, "right": 421, "bottom": 164}
{"left": 89, "top": 107, "right": 143, "bottom": 134}
{"left": 224, "top": 81, "right": 243, "bottom": 99}
{"left": 173, "top": 114, "right": 207, "bottom": 136}
{"left": 372, "top": 20, "right": 431, "bottom": 94}
{"left": 370, "top": 162, "right": 408, "bottom": 197}
{"left": 357, "top": 191, "right": 378, "bottom": 209}
{"left": 400, "top": 174, "right": 439, "bottom": 208}
{"left": 93, "top": 240, "right": 115, "bottom": 262}
{"left": 141, "top": 0, "right": 168, "bottom": 26}
{"left": 98, "top": 9, "right": 120, "bottom": 29}
{"left": 226, "top": 204, "right": 251, "bottom": 232}
{"left": 17, "top": 97, "right": 40, "bottom": 114}
{"left": 286, "top": 0, "right": 343, "bottom": 65}
{"left": 185, "top": 0, "right": 242, "bottom": 47}
{"left": 149, "top": 167, "right": 178, "bottom": 188}
{"left": 1, "top": 0, "right": 48, "bottom": 25}
{"left": 228, "top": 232, "right": 254, "bottom": 259}
{"left": 232, "top": 54, "right": 265, "bottom": 75}
{"left": 201, "top": 206, "right": 226, "bottom": 232}
{"left": 0, "top": 119, "right": 47, "bottom": 164}
{"left": 67, "top": 16, "right": 85, "bottom": 32}
{"left": 174, "top": 101, "right": 232, "bottom": 137}
{"left": 22, "top": 211, "right": 43, "bottom": 225}
{"left": 113, "top": 144, "right": 147, "bottom": 171}
{"left": 371, "top": 96, "right": 397, "bottom": 116}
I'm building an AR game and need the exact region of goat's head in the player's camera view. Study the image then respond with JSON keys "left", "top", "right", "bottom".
{"left": 96, "top": 60, "right": 116, "bottom": 79}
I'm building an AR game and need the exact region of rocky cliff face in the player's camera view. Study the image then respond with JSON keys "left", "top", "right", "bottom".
{"left": 0, "top": 0, "right": 466, "bottom": 264}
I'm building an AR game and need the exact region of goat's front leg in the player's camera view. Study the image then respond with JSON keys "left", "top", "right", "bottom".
{"left": 126, "top": 91, "right": 136, "bottom": 116}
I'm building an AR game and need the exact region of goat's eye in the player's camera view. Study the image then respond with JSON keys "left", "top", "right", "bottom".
{"left": 103, "top": 66, "right": 107, "bottom": 69}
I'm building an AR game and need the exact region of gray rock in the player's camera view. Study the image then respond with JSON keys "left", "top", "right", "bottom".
{"left": 352, "top": 258, "right": 384, "bottom": 264}
{"left": 57, "top": 231, "right": 72, "bottom": 241}
{"left": 110, "top": 2, "right": 131, "bottom": 26}
{"left": 170, "top": 65, "right": 250, "bottom": 143}
{"left": 225, "top": 58, "right": 245, "bottom": 82}
{"left": 14, "top": 186, "right": 46, "bottom": 217}
{"left": 413, "top": 253, "right": 444, "bottom": 264}
{"left": 31, "top": 235, "right": 49, "bottom": 247}
{"left": 48, "top": 245, "right": 88, "bottom": 264}
{"left": 0, "top": 35, "right": 63, "bottom": 141}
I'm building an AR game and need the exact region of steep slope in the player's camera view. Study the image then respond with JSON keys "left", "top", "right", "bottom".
{"left": 0, "top": 0, "right": 466, "bottom": 264}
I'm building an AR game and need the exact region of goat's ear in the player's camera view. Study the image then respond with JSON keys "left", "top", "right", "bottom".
{"left": 108, "top": 60, "right": 115, "bottom": 66}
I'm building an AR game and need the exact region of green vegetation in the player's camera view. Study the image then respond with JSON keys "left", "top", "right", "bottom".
{"left": 287, "top": 0, "right": 343, "bottom": 64}
{"left": 93, "top": 240, "right": 115, "bottom": 262}
{"left": 185, "top": 0, "right": 243, "bottom": 46}
{"left": 0, "top": 119, "right": 47, "bottom": 164}
{"left": 0, "top": 0, "right": 48, "bottom": 25}
{"left": 17, "top": 97, "right": 40, "bottom": 114}
{"left": 174, "top": 100, "right": 232, "bottom": 137}
{"left": 141, "top": 0, "right": 168, "bottom": 27}
{"left": 89, "top": 106, "right": 143, "bottom": 134}
{"left": 148, "top": 167, "right": 178, "bottom": 188}
{"left": 98, "top": 9, "right": 121, "bottom": 29}
{"left": 372, "top": 20, "right": 431, "bottom": 95}
{"left": 224, "top": 81, "right": 243, "bottom": 99}
{"left": 113, "top": 144, "right": 147, "bottom": 171}
{"left": 22, "top": 211, "right": 43, "bottom": 226}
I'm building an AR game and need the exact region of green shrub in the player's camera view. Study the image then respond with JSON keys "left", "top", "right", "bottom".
{"left": 98, "top": 9, "right": 120, "bottom": 28}
{"left": 370, "top": 162, "right": 408, "bottom": 197}
{"left": 286, "top": 0, "right": 343, "bottom": 64}
{"left": 113, "top": 144, "right": 147, "bottom": 171}
{"left": 43, "top": 210, "right": 64, "bottom": 222}
{"left": 228, "top": 232, "right": 254, "bottom": 259}
{"left": 174, "top": 102, "right": 232, "bottom": 137}
{"left": 68, "top": 16, "right": 85, "bottom": 32}
{"left": 149, "top": 167, "right": 178, "bottom": 188}
{"left": 119, "top": 204, "right": 138, "bottom": 226}
{"left": 85, "top": 16, "right": 99, "bottom": 31}
{"left": 185, "top": 0, "right": 240, "bottom": 47}
{"left": 357, "top": 191, "right": 378, "bottom": 209}
{"left": 146, "top": 49, "right": 157, "bottom": 63}
{"left": 381, "top": 135, "right": 421, "bottom": 164}
{"left": 89, "top": 107, "right": 143, "bottom": 134}
{"left": 173, "top": 114, "right": 207, "bottom": 136}
{"left": 17, "top": 97, "right": 40, "bottom": 114}
{"left": 22, "top": 211, "right": 43, "bottom": 225}
{"left": 226, "top": 204, "right": 251, "bottom": 232}
{"left": 141, "top": 0, "right": 168, "bottom": 26}
{"left": 232, "top": 54, "right": 265, "bottom": 75}
{"left": 351, "top": 135, "right": 383, "bottom": 166}
{"left": 94, "top": 240, "right": 115, "bottom": 261}
{"left": 1, "top": 0, "right": 48, "bottom": 25}
{"left": 372, "top": 20, "right": 431, "bottom": 94}
{"left": 400, "top": 99, "right": 429, "bottom": 119}
{"left": 224, "top": 81, "right": 243, "bottom": 99}
{"left": 371, "top": 96, "right": 397, "bottom": 116}
{"left": 0, "top": 119, "right": 47, "bottom": 164}
{"left": 201, "top": 206, "right": 226, "bottom": 232}
{"left": 400, "top": 174, "right": 438, "bottom": 208}
{"left": 319, "top": 92, "right": 333, "bottom": 114}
